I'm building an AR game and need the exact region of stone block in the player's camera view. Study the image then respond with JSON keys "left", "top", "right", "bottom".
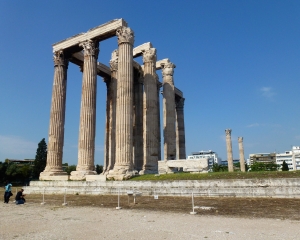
{"left": 86, "top": 175, "right": 107, "bottom": 182}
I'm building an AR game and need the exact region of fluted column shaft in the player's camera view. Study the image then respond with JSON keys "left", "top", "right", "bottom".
{"left": 133, "top": 71, "right": 144, "bottom": 171}
{"left": 113, "top": 27, "right": 134, "bottom": 173}
{"left": 106, "top": 55, "right": 118, "bottom": 172}
{"left": 141, "top": 48, "right": 158, "bottom": 174}
{"left": 162, "top": 62, "right": 176, "bottom": 160}
{"left": 42, "top": 51, "right": 68, "bottom": 176}
{"left": 238, "top": 137, "right": 246, "bottom": 172}
{"left": 76, "top": 40, "right": 99, "bottom": 172}
{"left": 225, "top": 129, "right": 234, "bottom": 172}
{"left": 176, "top": 98, "right": 186, "bottom": 159}
{"left": 103, "top": 79, "right": 110, "bottom": 173}
{"left": 157, "top": 81, "right": 162, "bottom": 161}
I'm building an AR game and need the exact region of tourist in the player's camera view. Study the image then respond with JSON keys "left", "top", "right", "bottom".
{"left": 15, "top": 189, "right": 26, "bottom": 205}
{"left": 4, "top": 182, "right": 13, "bottom": 203}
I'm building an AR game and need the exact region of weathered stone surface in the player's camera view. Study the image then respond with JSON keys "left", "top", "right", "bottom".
{"left": 86, "top": 174, "right": 106, "bottom": 182}
{"left": 158, "top": 159, "right": 208, "bottom": 174}
{"left": 238, "top": 137, "right": 246, "bottom": 172}
{"left": 225, "top": 129, "right": 234, "bottom": 172}
{"left": 53, "top": 19, "right": 127, "bottom": 52}
{"left": 26, "top": 178, "right": 300, "bottom": 198}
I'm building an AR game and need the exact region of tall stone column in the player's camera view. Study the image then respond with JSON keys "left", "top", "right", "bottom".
{"left": 140, "top": 48, "right": 159, "bottom": 174}
{"left": 162, "top": 62, "right": 176, "bottom": 160}
{"left": 238, "top": 137, "right": 246, "bottom": 172}
{"left": 133, "top": 69, "right": 144, "bottom": 171}
{"left": 71, "top": 40, "right": 99, "bottom": 180}
{"left": 108, "top": 27, "right": 135, "bottom": 180}
{"left": 103, "top": 78, "right": 110, "bottom": 174}
{"left": 104, "top": 51, "right": 118, "bottom": 174}
{"left": 157, "top": 79, "right": 162, "bottom": 161}
{"left": 40, "top": 50, "right": 69, "bottom": 180}
{"left": 225, "top": 129, "right": 234, "bottom": 172}
{"left": 176, "top": 98, "right": 186, "bottom": 159}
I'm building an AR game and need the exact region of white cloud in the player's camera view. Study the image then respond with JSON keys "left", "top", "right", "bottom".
{"left": 0, "top": 135, "right": 37, "bottom": 160}
{"left": 260, "top": 87, "right": 276, "bottom": 100}
{"left": 247, "top": 123, "right": 260, "bottom": 128}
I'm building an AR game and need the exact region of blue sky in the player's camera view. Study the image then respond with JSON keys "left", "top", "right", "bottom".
{"left": 0, "top": 0, "right": 299, "bottom": 165}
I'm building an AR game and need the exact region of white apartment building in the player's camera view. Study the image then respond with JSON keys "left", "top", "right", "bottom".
{"left": 276, "top": 146, "right": 300, "bottom": 171}
{"left": 187, "top": 150, "right": 222, "bottom": 168}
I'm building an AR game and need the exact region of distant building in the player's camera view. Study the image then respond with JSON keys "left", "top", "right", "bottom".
{"left": 249, "top": 153, "right": 276, "bottom": 165}
{"left": 276, "top": 146, "right": 300, "bottom": 171}
{"left": 187, "top": 150, "right": 222, "bottom": 169}
{"left": 220, "top": 159, "right": 240, "bottom": 166}
{"left": 5, "top": 159, "right": 35, "bottom": 166}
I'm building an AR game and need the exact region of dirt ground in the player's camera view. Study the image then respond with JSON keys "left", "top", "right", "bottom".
{"left": 1, "top": 190, "right": 300, "bottom": 239}
{"left": 11, "top": 192, "right": 300, "bottom": 220}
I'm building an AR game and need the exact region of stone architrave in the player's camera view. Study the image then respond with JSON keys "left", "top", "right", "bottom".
{"left": 238, "top": 137, "right": 246, "bottom": 172}
{"left": 40, "top": 51, "right": 69, "bottom": 180}
{"left": 70, "top": 40, "right": 99, "bottom": 180}
{"left": 140, "top": 48, "right": 159, "bottom": 174}
{"left": 108, "top": 27, "right": 135, "bottom": 180}
{"left": 225, "top": 129, "right": 234, "bottom": 172}
{"left": 133, "top": 68, "right": 144, "bottom": 171}
{"left": 161, "top": 62, "right": 176, "bottom": 160}
{"left": 176, "top": 98, "right": 186, "bottom": 159}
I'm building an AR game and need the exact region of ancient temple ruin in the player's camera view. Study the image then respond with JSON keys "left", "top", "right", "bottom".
{"left": 40, "top": 19, "right": 186, "bottom": 181}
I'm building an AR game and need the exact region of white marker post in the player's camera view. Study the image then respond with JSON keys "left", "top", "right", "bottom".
{"left": 41, "top": 187, "right": 46, "bottom": 205}
{"left": 116, "top": 188, "right": 122, "bottom": 210}
{"left": 190, "top": 192, "right": 197, "bottom": 215}
{"left": 62, "top": 188, "right": 68, "bottom": 206}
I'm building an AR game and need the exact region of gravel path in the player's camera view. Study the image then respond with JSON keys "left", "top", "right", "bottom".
{"left": 1, "top": 202, "right": 299, "bottom": 240}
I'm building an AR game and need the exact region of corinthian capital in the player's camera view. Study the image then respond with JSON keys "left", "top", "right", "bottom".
{"left": 142, "top": 48, "right": 156, "bottom": 63}
{"left": 79, "top": 40, "right": 99, "bottom": 58}
{"left": 161, "top": 62, "right": 176, "bottom": 77}
{"left": 238, "top": 137, "right": 243, "bottom": 143}
{"left": 109, "top": 58, "right": 118, "bottom": 72}
{"left": 116, "top": 27, "right": 134, "bottom": 45}
{"left": 225, "top": 129, "right": 232, "bottom": 136}
{"left": 53, "top": 50, "right": 68, "bottom": 67}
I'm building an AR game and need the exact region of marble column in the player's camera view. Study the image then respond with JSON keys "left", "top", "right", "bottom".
{"left": 225, "top": 129, "right": 234, "bottom": 172}
{"left": 157, "top": 79, "right": 162, "bottom": 161}
{"left": 133, "top": 68, "right": 144, "bottom": 171}
{"left": 162, "top": 62, "right": 176, "bottom": 160}
{"left": 140, "top": 48, "right": 159, "bottom": 174}
{"left": 103, "top": 78, "right": 110, "bottom": 174}
{"left": 238, "top": 137, "right": 246, "bottom": 172}
{"left": 40, "top": 50, "right": 69, "bottom": 180}
{"left": 71, "top": 40, "right": 99, "bottom": 180}
{"left": 176, "top": 98, "right": 186, "bottom": 159}
{"left": 104, "top": 51, "right": 118, "bottom": 174}
{"left": 109, "top": 27, "right": 135, "bottom": 180}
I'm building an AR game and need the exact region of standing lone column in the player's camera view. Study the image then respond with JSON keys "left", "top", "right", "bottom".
{"left": 40, "top": 50, "right": 68, "bottom": 180}
{"left": 140, "top": 48, "right": 159, "bottom": 174}
{"left": 162, "top": 62, "right": 176, "bottom": 160}
{"left": 109, "top": 27, "right": 135, "bottom": 180}
{"left": 71, "top": 40, "right": 99, "bottom": 180}
{"left": 225, "top": 129, "right": 234, "bottom": 172}
{"left": 238, "top": 137, "right": 246, "bottom": 172}
{"left": 176, "top": 97, "right": 186, "bottom": 159}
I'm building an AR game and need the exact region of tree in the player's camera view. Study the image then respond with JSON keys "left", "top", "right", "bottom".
{"left": 250, "top": 162, "right": 278, "bottom": 171}
{"left": 32, "top": 138, "right": 47, "bottom": 179}
{"left": 281, "top": 160, "right": 289, "bottom": 171}
{"left": 65, "top": 165, "right": 76, "bottom": 175}
{"left": 95, "top": 164, "right": 103, "bottom": 174}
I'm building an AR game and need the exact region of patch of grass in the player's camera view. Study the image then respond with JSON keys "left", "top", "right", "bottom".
{"left": 129, "top": 171, "right": 300, "bottom": 181}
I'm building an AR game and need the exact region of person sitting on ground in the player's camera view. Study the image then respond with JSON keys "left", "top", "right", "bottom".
{"left": 4, "top": 182, "right": 12, "bottom": 204}
{"left": 15, "top": 189, "right": 26, "bottom": 205}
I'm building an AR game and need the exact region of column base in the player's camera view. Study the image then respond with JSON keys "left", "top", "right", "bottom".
{"left": 39, "top": 171, "right": 69, "bottom": 181}
{"left": 139, "top": 169, "right": 158, "bottom": 175}
{"left": 70, "top": 171, "right": 97, "bottom": 180}
{"left": 107, "top": 169, "right": 138, "bottom": 181}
